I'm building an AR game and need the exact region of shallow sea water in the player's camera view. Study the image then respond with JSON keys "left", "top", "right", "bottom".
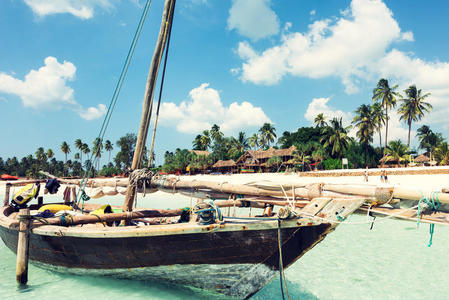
{"left": 1, "top": 191, "right": 449, "bottom": 300}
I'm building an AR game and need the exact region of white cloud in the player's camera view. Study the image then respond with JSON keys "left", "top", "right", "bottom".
{"left": 237, "top": 0, "right": 403, "bottom": 91}
{"left": 24, "top": 0, "right": 113, "bottom": 19}
{"left": 401, "top": 31, "right": 414, "bottom": 42}
{"left": 0, "top": 56, "right": 106, "bottom": 120}
{"left": 227, "top": 0, "right": 280, "bottom": 41}
{"left": 159, "top": 83, "right": 271, "bottom": 134}
{"left": 0, "top": 56, "right": 76, "bottom": 108}
{"left": 304, "top": 97, "right": 352, "bottom": 126}
{"left": 78, "top": 104, "right": 107, "bottom": 120}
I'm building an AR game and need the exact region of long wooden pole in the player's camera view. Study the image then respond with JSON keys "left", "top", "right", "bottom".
{"left": 3, "top": 183, "right": 11, "bottom": 206}
{"left": 16, "top": 208, "right": 30, "bottom": 284}
{"left": 123, "top": 0, "right": 175, "bottom": 212}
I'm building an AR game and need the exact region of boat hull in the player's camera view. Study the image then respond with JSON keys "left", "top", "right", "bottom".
{"left": 0, "top": 221, "right": 332, "bottom": 298}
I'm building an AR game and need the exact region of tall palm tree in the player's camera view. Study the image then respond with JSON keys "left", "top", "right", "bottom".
{"left": 371, "top": 102, "right": 385, "bottom": 148}
{"left": 320, "top": 117, "right": 352, "bottom": 158}
{"left": 104, "top": 140, "right": 113, "bottom": 164}
{"left": 258, "top": 123, "right": 277, "bottom": 149}
{"left": 352, "top": 104, "right": 375, "bottom": 161}
{"left": 398, "top": 85, "right": 432, "bottom": 147}
{"left": 248, "top": 133, "right": 259, "bottom": 150}
{"left": 314, "top": 113, "right": 327, "bottom": 128}
{"left": 75, "top": 138, "right": 83, "bottom": 164}
{"left": 372, "top": 78, "right": 400, "bottom": 148}
{"left": 61, "top": 142, "right": 70, "bottom": 164}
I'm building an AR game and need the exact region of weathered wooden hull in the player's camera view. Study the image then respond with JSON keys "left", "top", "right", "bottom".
{"left": 0, "top": 214, "right": 332, "bottom": 299}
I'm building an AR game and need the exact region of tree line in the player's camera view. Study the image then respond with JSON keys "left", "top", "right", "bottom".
{"left": 161, "top": 79, "right": 449, "bottom": 172}
{"left": 0, "top": 133, "right": 147, "bottom": 178}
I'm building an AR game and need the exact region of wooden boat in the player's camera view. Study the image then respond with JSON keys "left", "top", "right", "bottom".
{"left": 1, "top": 174, "right": 19, "bottom": 181}
{"left": 0, "top": 196, "right": 364, "bottom": 298}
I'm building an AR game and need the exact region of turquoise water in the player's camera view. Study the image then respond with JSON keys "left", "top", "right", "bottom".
{"left": 1, "top": 193, "right": 449, "bottom": 299}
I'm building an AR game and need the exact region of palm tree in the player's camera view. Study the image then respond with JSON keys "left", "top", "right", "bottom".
{"left": 416, "top": 125, "right": 433, "bottom": 153}
{"left": 74, "top": 153, "right": 80, "bottom": 162}
{"left": 35, "top": 147, "right": 46, "bottom": 161}
{"left": 192, "top": 135, "right": 205, "bottom": 150}
{"left": 320, "top": 117, "right": 352, "bottom": 158}
{"left": 61, "top": 142, "right": 70, "bottom": 164}
{"left": 104, "top": 140, "right": 113, "bottom": 164}
{"left": 372, "top": 79, "right": 400, "bottom": 148}
{"left": 384, "top": 139, "right": 409, "bottom": 166}
{"left": 81, "top": 143, "right": 90, "bottom": 170}
{"left": 248, "top": 133, "right": 259, "bottom": 150}
{"left": 92, "top": 138, "right": 103, "bottom": 171}
{"left": 312, "top": 146, "right": 326, "bottom": 170}
{"left": 314, "top": 113, "right": 327, "bottom": 128}
{"left": 228, "top": 132, "right": 249, "bottom": 159}
{"left": 46, "top": 149, "right": 54, "bottom": 159}
{"left": 75, "top": 138, "right": 83, "bottom": 164}
{"left": 200, "top": 130, "right": 211, "bottom": 150}
{"left": 435, "top": 142, "right": 449, "bottom": 165}
{"left": 210, "top": 124, "right": 223, "bottom": 142}
{"left": 352, "top": 104, "right": 375, "bottom": 161}
{"left": 258, "top": 123, "right": 277, "bottom": 149}
{"left": 293, "top": 144, "right": 312, "bottom": 171}
{"left": 371, "top": 102, "right": 385, "bottom": 148}
{"left": 398, "top": 85, "right": 432, "bottom": 147}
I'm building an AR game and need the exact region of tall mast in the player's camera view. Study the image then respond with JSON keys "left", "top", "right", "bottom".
{"left": 123, "top": 0, "right": 175, "bottom": 212}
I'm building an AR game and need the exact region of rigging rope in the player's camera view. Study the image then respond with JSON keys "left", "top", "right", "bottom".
{"left": 74, "top": 0, "right": 153, "bottom": 210}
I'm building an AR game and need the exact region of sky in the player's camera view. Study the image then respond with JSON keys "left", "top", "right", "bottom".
{"left": 1, "top": 0, "right": 449, "bottom": 166}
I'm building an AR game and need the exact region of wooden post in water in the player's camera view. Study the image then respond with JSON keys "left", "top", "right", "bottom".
{"left": 16, "top": 208, "right": 31, "bottom": 284}
{"left": 123, "top": 0, "right": 176, "bottom": 213}
{"left": 3, "top": 183, "right": 11, "bottom": 206}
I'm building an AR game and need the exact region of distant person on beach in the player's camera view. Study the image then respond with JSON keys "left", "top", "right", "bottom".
{"left": 384, "top": 170, "right": 388, "bottom": 183}
{"left": 380, "top": 170, "right": 384, "bottom": 183}
{"left": 364, "top": 167, "right": 369, "bottom": 182}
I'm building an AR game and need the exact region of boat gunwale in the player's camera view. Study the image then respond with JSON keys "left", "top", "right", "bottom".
{"left": 0, "top": 205, "right": 322, "bottom": 238}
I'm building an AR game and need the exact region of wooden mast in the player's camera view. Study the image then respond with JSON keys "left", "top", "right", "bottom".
{"left": 123, "top": 0, "right": 175, "bottom": 212}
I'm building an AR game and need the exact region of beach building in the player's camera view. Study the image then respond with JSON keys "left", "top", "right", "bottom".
{"left": 235, "top": 146, "right": 296, "bottom": 173}
{"left": 211, "top": 159, "right": 237, "bottom": 174}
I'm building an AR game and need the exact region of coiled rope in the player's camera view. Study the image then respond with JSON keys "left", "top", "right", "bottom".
{"left": 417, "top": 191, "right": 440, "bottom": 247}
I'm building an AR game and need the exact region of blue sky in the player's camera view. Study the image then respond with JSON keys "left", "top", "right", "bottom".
{"left": 1, "top": 0, "right": 449, "bottom": 166}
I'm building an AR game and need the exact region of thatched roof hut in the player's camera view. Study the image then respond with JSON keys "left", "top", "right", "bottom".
{"left": 189, "top": 150, "right": 210, "bottom": 156}
{"left": 415, "top": 154, "right": 430, "bottom": 163}
{"left": 236, "top": 146, "right": 296, "bottom": 165}
{"left": 212, "top": 160, "right": 236, "bottom": 168}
